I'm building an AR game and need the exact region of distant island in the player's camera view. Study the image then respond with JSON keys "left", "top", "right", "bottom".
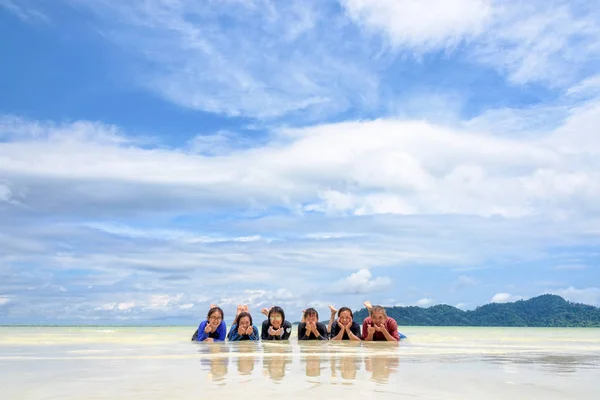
{"left": 352, "top": 295, "right": 600, "bottom": 327}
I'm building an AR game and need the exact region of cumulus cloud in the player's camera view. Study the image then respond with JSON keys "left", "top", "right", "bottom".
{"left": 330, "top": 269, "right": 392, "bottom": 294}
{"left": 490, "top": 293, "right": 525, "bottom": 303}
{"left": 415, "top": 298, "right": 433, "bottom": 307}
{"left": 551, "top": 286, "right": 600, "bottom": 306}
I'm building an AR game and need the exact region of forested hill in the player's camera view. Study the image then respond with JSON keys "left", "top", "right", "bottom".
{"left": 352, "top": 295, "right": 600, "bottom": 327}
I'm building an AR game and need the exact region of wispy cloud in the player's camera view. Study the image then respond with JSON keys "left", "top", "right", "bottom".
{"left": 551, "top": 264, "right": 588, "bottom": 271}
{"left": 0, "top": 0, "right": 49, "bottom": 24}
{"left": 342, "top": 0, "right": 600, "bottom": 87}
{"left": 66, "top": 0, "right": 378, "bottom": 120}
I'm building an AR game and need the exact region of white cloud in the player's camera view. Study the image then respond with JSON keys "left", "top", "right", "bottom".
{"left": 552, "top": 264, "right": 588, "bottom": 271}
{"left": 6, "top": 105, "right": 598, "bottom": 220}
{"left": 567, "top": 74, "right": 600, "bottom": 98}
{"left": 0, "top": 182, "right": 13, "bottom": 203}
{"left": 341, "top": 0, "right": 492, "bottom": 51}
{"left": 148, "top": 294, "right": 183, "bottom": 309}
{"left": 415, "top": 298, "right": 433, "bottom": 307}
{"left": 330, "top": 269, "right": 392, "bottom": 294}
{"left": 116, "top": 302, "right": 135, "bottom": 311}
{"left": 0, "top": 296, "right": 10, "bottom": 306}
{"left": 453, "top": 275, "right": 478, "bottom": 291}
{"left": 342, "top": 0, "right": 600, "bottom": 87}
{"left": 490, "top": 293, "right": 524, "bottom": 303}
{"left": 68, "top": 0, "right": 377, "bottom": 119}
{"left": 0, "top": 0, "right": 49, "bottom": 23}
{"left": 551, "top": 286, "right": 600, "bottom": 306}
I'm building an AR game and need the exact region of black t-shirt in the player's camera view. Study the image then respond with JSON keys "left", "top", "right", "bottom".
{"left": 261, "top": 319, "right": 292, "bottom": 340}
{"left": 329, "top": 321, "right": 361, "bottom": 340}
{"left": 297, "top": 321, "right": 328, "bottom": 340}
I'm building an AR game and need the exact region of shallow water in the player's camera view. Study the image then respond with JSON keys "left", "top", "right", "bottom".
{"left": 1, "top": 326, "right": 599, "bottom": 399}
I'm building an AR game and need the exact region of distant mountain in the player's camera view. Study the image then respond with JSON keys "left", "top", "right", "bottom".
{"left": 353, "top": 295, "right": 600, "bottom": 327}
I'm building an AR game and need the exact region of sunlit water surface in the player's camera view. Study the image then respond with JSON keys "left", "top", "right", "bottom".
{"left": 1, "top": 326, "right": 599, "bottom": 399}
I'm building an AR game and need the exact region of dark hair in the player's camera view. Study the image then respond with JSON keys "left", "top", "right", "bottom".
{"left": 337, "top": 307, "right": 353, "bottom": 318}
{"left": 235, "top": 311, "right": 253, "bottom": 326}
{"left": 303, "top": 307, "right": 319, "bottom": 319}
{"left": 207, "top": 306, "right": 224, "bottom": 320}
{"left": 268, "top": 306, "right": 285, "bottom": 324}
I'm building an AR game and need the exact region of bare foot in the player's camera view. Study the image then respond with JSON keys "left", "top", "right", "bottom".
{"left": 242, "top": 304, "right": 249, "bottom": 312}
{"left": 329, "top": 305, "right": 337, "bottom": 314}
{"left": 210, "top": 303, "right": 218, "bottom": 309}
{"left": 363, "top": 301, "right": 372, "bottom": 311}
{"left": 261, "top": 307, "right": 271, "bottom": 316}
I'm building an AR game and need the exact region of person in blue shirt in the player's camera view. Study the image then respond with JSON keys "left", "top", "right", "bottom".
{"left": 191, "top": 305, "right": 226, "bottom": 342}
{"left": 227, "top": 311, "right": 259, "bottom": 341}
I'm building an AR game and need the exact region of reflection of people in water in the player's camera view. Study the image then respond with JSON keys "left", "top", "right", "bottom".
{"left": 331, "top": 353, "right": 361, "bottom": 381}
{"left": 235, "top": 343, "right": 257, "bottom": 376}
{"left": 262, "top": 344, "right": 293, "bottom": 382}
{"left": 199, "top": 343, "right": 229, "bottom": 382}
{"left": 364, "top": 355, "right": 400, "bottom": 384}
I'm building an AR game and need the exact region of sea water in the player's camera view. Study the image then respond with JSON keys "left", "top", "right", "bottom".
{"left": 1, "top": 326, "right": 599, "bottom": 399}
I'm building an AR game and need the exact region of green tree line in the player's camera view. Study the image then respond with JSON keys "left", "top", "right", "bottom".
{"left": 352, "top": 295, "right": 600, "bottom": 327}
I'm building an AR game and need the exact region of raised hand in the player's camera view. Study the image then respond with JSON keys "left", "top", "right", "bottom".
{"left": 237, "top": 325, "right": 246, "bottom": 336}
{"left": 204, "top": 323, "right": 213, "bottom": 333}
{"left": 367, "top": 325, "right": 376, "bottom": 336}
{"left": 374, "top": 324, "right": 384, "bottom": 332}
{"left": 245, "top": 326, "right": 254, "bottom": 335}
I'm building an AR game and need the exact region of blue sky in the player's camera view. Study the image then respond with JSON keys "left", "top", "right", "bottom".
{"left": 1, "top": 0, "right": 600, "bottom": 325}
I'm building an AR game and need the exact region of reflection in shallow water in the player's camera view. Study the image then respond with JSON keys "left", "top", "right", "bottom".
{"left": 330, "top": 353, "right": 360, "bottom": 381}
{"left": 198, "top": 343, "right": 229, "bottom": 382}
{"left": 235, "top": 343, "right": 258, "bottom": 376}
{"left": 1, "top": 327, "right": 600, "bottom": 399}
{"left": 364, "top": 354, "right": 400, "bottom": 384}
{"left": 262, "top": 343, "right": 293, "bottom": 382}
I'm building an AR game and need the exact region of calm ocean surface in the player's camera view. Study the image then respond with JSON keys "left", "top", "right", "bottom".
{"left": 1, "top": 326, "right": 599, "bottom": 399}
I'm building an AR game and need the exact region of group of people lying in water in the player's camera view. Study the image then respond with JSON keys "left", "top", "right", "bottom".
{"left": 191, "top": 301, "right": 406, "bottom": 342}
